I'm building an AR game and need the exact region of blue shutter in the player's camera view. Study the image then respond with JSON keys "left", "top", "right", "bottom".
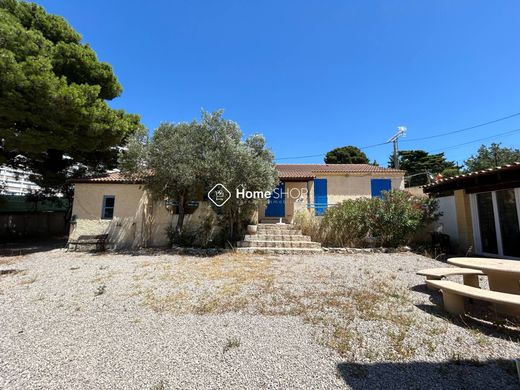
{"left": 371, "top": 179, "right": 392, "bottom": 198}
{"left": 314, "top": 179, "right": 328, "bottom": 216}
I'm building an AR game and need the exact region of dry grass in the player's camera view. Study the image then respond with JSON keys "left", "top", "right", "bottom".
{"left": 131, "top": 253, "right": 420, "bottom": 360}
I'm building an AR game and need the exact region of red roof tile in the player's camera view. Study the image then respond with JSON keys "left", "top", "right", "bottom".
{"left": 277, "top": 164, "right": 404, "bottom": 179}
{"left": 70, "top": 171, "right": 145, "bottom": 184}
{"left": 424, "top": 162, "right": 520, "bottom": 191}
{"left": 72, "top": 164, "right": 404, "bottom": 183}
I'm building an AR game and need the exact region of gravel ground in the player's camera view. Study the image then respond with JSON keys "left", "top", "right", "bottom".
{"left": 0, "top": 249, "right": 519, "bottom": 389}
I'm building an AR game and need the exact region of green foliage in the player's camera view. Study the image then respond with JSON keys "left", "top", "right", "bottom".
{"left": 324, "top": 145, "right": 369, "bottom": 164}
{"left": 121, "top": 111, "right": 277, "bottom": 244}
{"left": 294, "top": 190, "right": 439, "bottom": 248}
{"left": 440, "top": 167, "right": 460, "bottom": 178}
{"left": 389, "top": 150, "right": 459, "bottom": 186}
{"left": 165, "top": 214, "right": 217, "bottom": 248}
{"left": 464, "top": 143, "right": 520, "bottom": 172}
{"left": 0, "top": 0, "right": 143, "bottom": 194}
{"left": 320, "top": 198, "right": 371, "bottom": 247}
{"left": 368, "top": 191, "right": 438, "bottom": 247}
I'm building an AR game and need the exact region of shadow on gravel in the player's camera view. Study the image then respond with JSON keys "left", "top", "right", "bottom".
{"left": 414, "top": 287, "right": 520, "bottom": 342}
{"left": 89, "top": 247, "right": 226, "bottom": 258}
{"left": 0, "top": 237, "right": 67, "bottom": 257}
{"left": 337, "top": 359, "right": 519, "bottom": 389}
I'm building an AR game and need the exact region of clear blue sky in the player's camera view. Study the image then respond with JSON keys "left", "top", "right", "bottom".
{"left": 35, "top": 0, "right": 520, "bottom": 166}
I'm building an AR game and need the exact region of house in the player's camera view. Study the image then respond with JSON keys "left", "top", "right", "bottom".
{"left": 69, "top": 164, "right": 405, "bottom": 249}
{"left": 424, "top": 163, "right": 520, "bottom": 259}
{"left": 259, "top": 164, "right": 404, "bottom": 222}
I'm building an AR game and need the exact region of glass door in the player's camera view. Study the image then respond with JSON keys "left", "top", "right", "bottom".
{"left": 496, "top": 189, "right": 520, "bottom": 257}
{"left": 476, "top": 192, "right": 498, "bottom": 254}
{"left": 473, "top": 189, "right": 520, "bottom": 258}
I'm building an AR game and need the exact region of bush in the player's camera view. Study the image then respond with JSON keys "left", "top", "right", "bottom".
{"left": 293, "top": 208, "right": 322, "bottom": 242}
{"left": 369, "top": 191, "right": 438, "bottom": 247}
{"left": 293, "top": 190, "right": 439, "bottom": 248}
{"left": 320, "top": 198, "right": 371, "bottom": 247}
{"left": 166, "top": 214, "right": 217, "bottom": 248}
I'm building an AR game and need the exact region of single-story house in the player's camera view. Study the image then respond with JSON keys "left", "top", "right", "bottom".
{"left": 69, "top": 164, "right": 404, "bottom": 249}
{"left": 259, "top": 164, "right": 404, "bottom": 222}
{"left": 424, "top": 162, "right": 520, "bottom": 259}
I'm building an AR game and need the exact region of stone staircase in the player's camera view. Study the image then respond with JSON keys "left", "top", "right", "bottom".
{"left": 237, "top": 223, "right": 323, "bottom": 254}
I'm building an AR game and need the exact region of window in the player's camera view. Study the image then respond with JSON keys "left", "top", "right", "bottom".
{"left": 496, "top": 189, "right": 520, "bottom": 257}
{"left": 472, "top": 188, "right": 520, "bottom": 258}
{"left": 476, "top": 192, "right": 498, "bottom": 254}
{"left": 102, "top": 195, "right": 115, "bottom": 219}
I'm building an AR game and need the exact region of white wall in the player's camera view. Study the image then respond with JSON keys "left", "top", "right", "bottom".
{"left": 434, "top": 195, "right": 459, "bottom": 246}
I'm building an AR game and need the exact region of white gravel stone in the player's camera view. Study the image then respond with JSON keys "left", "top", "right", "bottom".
{"left": 0, "top": 249, "right": 518, "bottom": 389}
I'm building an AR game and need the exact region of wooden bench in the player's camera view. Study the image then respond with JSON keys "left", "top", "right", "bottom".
{"left": 426, "top": 280, "right": 520, "bottom": 316}
{"left": 68, "top": 234, "right": 108, "bottom": 252}
{"left": 417, "top": 267, "right": 485, "bottom": 288}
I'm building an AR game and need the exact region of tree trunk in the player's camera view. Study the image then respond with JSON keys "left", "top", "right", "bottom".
{"left": 176, "top": 193, "right": 186, "bottom": 233}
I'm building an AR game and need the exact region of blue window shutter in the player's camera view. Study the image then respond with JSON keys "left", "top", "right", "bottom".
{"left": 371, "top": 179, "right": 392, "bottom": 198}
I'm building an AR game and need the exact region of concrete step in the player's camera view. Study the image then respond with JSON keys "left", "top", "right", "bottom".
{"left": 259, "top": 218, "right": 289, "bottom": 224}
{"left": 237, "top": 240, "right": 322, "bottom": 249}
{"left": 244, "top": 234, "right": 311, "bottom": 242}
{"left": 257, "top": 226, "right": 302, "bottom": 235}
{"left": 257, "top": 223, "right": 294, "bottom": 230}
{"left": 236, "top": 247, "right": 323, "bottom": 254}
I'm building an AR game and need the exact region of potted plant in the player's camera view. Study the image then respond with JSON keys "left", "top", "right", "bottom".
{"left": 246, "top": 210, "right": 258, "bottom": 235}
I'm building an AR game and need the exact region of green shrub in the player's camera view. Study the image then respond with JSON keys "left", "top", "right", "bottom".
{"left": 166, "top": 214, "right": 217, "bottom": 248}
{"left": 369, "top": 191, "right": 438, "bottom": 247}
{"left": 293, "top": 190, "right": 439, "bottom": 248}
{"left": 320, "top": 198, "right": 371, "bottom": 247}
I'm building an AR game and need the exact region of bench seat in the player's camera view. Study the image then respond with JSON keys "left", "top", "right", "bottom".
{"left": 417, "top": 267, "right": 485, "bottom": 288}
{"left": 68, "top": 234, "right": 108, "bottom": 252}
{"left": 426, "top": 280, "right": 520, "bottom": 316}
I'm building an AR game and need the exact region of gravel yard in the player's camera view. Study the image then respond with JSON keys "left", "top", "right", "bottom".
{"left": 0, "top": 249, "right": 519, "bottom": 389}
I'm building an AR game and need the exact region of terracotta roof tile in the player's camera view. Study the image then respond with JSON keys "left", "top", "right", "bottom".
{"left": 423, "top": 162, "right": 520, "bottom": 190}
{"left": 72, "top": 164, "right": 404, "bottom": 183}
{"left": 277, "top": 164, "right": 404, "bottom": 179}
{"left": 70, "top": 171, "right": 145, "bottom": 184}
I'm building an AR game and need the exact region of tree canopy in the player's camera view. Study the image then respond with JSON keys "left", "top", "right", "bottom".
{"left": 119, "top": 111, "right": 277, "bottom": 241}
{"left": 324, "top": 145, "right": 369, "bottom": 164}
{"left": 0, "top": 0, "right": 143, "bottom": 193}
{"left": 464, "top": 143, "right": 520, "bottom": 172}
{"left": 388, "top": 150, "right": 459, "bottom": 186}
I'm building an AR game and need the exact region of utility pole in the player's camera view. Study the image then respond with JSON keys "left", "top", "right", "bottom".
{"left": 387, "top": 126, "right": 407, "bottom": 169}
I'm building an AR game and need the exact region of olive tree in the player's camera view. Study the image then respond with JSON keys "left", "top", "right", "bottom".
{"left": 119, "top": 111, "right": 277, "bottom": 242}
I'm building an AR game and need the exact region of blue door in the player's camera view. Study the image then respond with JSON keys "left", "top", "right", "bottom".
{"left": 265, "top": 182, "right": 285, "bottom": 217}
{"left": 314, "top": 179, "right": 328, "bottom": 216}
{"left": 371, "top": 179, "right": 392, "bottom": 198}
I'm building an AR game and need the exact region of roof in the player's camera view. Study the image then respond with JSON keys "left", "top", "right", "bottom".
{"left": 71, "top": 164, "right": 404, "bottom": 183}
{"left": 277, "top": 164, "right": 404, "bottom": 180}
{"left": 424, "top": 162, "right": 520, "bottom": 194}
{"left": 70, "top": 171, "right": 145, "bottom": 184}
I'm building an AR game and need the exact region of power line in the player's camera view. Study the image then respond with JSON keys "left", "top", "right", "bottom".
{"left": 276, "top": 141, "right": 388, "bottom": 161}
{"left": 402, "top": 111, "right": 520, "bottom": 143}
{"left": 429, "top": 127, "right": 520, "bottom": 153}
{"left": 275, "top": 110, "right": 520, "bottom": 161}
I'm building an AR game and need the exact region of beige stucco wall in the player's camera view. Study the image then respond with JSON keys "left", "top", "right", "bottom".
{"left": 70, "top": 183, "right": 217, "bottom": 249}
{"left": 258, "top": 173, "right": 404, "bottom": 222}
{"left": 70, "top": 183, "right": 145, "bottom": 249}
{"left": 317, "top": 174, "right": 404, "bottom": 204}
{"left": 454, "top": 189, "right": 475, "bottom": 254}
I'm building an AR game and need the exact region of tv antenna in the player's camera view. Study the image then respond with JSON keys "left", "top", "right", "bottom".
{"left": 387, "top": 126, "right": 407, "bottom": 170}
